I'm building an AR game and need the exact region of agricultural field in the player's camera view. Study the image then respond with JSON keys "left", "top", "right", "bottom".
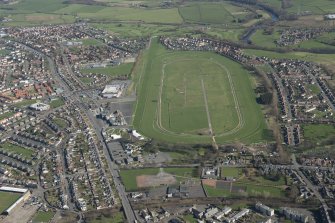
{"left": 285, "top": 0, "right": 335, "bottom": 15}
{"left": 178, "top": 2, "right": 252, "bottom": 25}
{"left": 81, "top": 63, "right": 134, "bottom": 77}
{"left": 133, "top": 38, "right": 269, "bottom": 144}
{"left": 0, "top": 191, "right": 22, "bottom": 214}
{"left": 258, "top": 0, "right": 282, "bottom": 11}
{"left": 119, "top": 167, "right": 197, "bottom": 191}
{"left": 76, "top": 7, "right": 182, "bottom": 24}
{"left": 32, "top": 211, "right": 55, "bottom": 223}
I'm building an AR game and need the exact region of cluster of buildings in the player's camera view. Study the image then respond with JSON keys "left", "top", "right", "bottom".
{"left": 188, "top": 203, "right": 275, "bottom": 223}
{"left": 60, "top": 105, "right": 115, "bottom": 210}
{"left": 161, "top": 37, "right": 250, "bottom": 64}
{"left": 105, "top": 141, "right": 144, "bottom": 166}
{"left": 276, "top": 28, "right": 326, "bottom": 46}
{"left": 0, "top": 40, "right": 56, "bottom": 102}
{"left": 97, "top": 109, "right": 127, "bottom": 126}
{"left": 264, "top": 58, "right": 335, "bottom": 145}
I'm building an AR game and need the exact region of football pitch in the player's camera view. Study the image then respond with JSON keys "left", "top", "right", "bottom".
{"left": 132, "top": 38, "right": 268, "bottom": 144}
{"left": 0, "top": 191, "right": 22, "bottom": 214}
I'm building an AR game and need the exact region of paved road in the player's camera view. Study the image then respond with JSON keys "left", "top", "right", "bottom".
{"left": 16, "top": 41, "right": 134, "bottom": 222}
{"left": 84, "top": 110, "right": 136, "bottom": 223}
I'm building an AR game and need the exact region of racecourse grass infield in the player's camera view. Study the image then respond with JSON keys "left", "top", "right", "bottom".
{"left": 132, "top": 38, "right": 268, "bottom": 144}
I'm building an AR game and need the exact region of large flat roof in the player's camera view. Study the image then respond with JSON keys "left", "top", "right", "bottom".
{"left": 0, "top": 186, "right": 28, "bottom": 193}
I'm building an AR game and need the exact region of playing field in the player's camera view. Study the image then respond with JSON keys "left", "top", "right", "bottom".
{"left": 0, "top": 191, "right": 22, "bottom": 214}
{"left": 133, "top": 38, "right": 268, "bottom": 144}
{"left": 120, "top": 167, "right": 197, "bottom": 191}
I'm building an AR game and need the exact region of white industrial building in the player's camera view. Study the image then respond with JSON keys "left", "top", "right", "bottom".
{"left": 29, "top": 102, "right": 50, "bottom": 111}
{"left": 325, "top": 14, "right": 335, "bottom": 20}
{"left": 101, "top": 84, "right": 123, "bottom": 98}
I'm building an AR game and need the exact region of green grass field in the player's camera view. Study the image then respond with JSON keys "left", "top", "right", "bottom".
{"left": 120, "top": 167, "right": 197, "bottom": 191}
{"left": 303, "top": 124, "right": 335, "bottom": 141}
{"left": 81, "top": 63, "right": 134, "bottom": 77}
{"left": 0, "top": 142, "right": 35, "bottom": 160}
{"left": 179, "top": 2, "right": 250, "bottom": 25}
{"left": 286, "top": 0, "right": 335, "bottom": 14}
{"left": 32, "top": 211, "right": 55, "bottom": 223}
{"left": 77, "top": 7, "right": 182, "bottom": 24}
{"left": 133, "top": 38, "right": 268, "bottom": 144}
{"left": 244, "top": 49, "right": 335, "bottom": 70}
{"left": 0, "top": 191, "right": 22, "bottom": 214}
{"left": 87, "top": 213, "right": 124, "bottom": 223}
{"left": 221, "top": 167, "right": 241, "bottom": 178}
{"left": 53, "top": 118, "right": 68, "bottom": 129}
{"left": 0, "top": 112, "right": 14, "bottom": 121}
{"left": 204, "top": 175, "right": 286, "bottom": 198}
{"left": 13, "top": 99, "right": 38, "bottom": 108}
{"left": 49, "top": 98, "right": 64, "bottom": 108}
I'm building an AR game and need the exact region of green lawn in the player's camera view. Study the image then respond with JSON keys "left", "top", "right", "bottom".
{"left": 303, "top": 124, "right": 335, "bottom": 141}
{"left": 204, "top": 180, "right": 285, "bottom": 198}
{"left": 13, "top": 99, "right": 38, "bottom": 108}
{"left": 0, "top": 49, "right": 10, "bottom": 56}
{"left": 53, "top": 118, "right": 68, "bottom": 129}
{"left": 0, "top": 112, "right": 14, "bottom": 121}
{"left": 133, "top": 38, "right": 268, "bottom": 144}
{"left": 81, "top": 63, "right": 134, "bottom": 77}
{"left": 49, "top": 98, "right": 64, "bottom": 108}
{"left": 88, "top": 213, "right": 124, "bottom": 223}
{"left": 0, "top": 191, "right": 22, "bottom": 214}
{"left": 307, "top": 84, "right": 321, "bottom": 94}
{"left": 221, "top": 167, "right": 241, "bottom": 178}
{"left": 120, "top": 167, "right": 197, "bottom": 191}
{"left": 81, "top": 38, "right": 103, "bottom": 46}
{"left": 183, "top": 214, "right": 198, "bottom": 223}
{"left": 32, "top": 211, "right": 55, "bottom": 223}
{"left": 0, "top": 142, "right": 35, "bottom": 160}
{"left": 80, "top": 77, "right": 94, "bottom": 84}
{"left": 120, "top": 168, "right": 159, "bottom": 191}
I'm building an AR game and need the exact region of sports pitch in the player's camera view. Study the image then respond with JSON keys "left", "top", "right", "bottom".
{"left": 133, "top": 38, "right": 268, "bottom": 144}
{"left": 0, "top": 191, "right": 22, "bottom": 214}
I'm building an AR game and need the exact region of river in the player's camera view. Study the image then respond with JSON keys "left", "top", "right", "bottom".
{"left": 241, "top": 4, "right": 279, "bottom": 44}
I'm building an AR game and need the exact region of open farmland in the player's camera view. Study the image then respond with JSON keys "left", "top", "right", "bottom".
{"left": 179, "top": 2, "right": 251, "bottom": 25}
{"left": 133, "top": 38, "right": 268, "bottom": 144}
{"left": 0, "top": 191, "right": 22, "bottom": 214}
